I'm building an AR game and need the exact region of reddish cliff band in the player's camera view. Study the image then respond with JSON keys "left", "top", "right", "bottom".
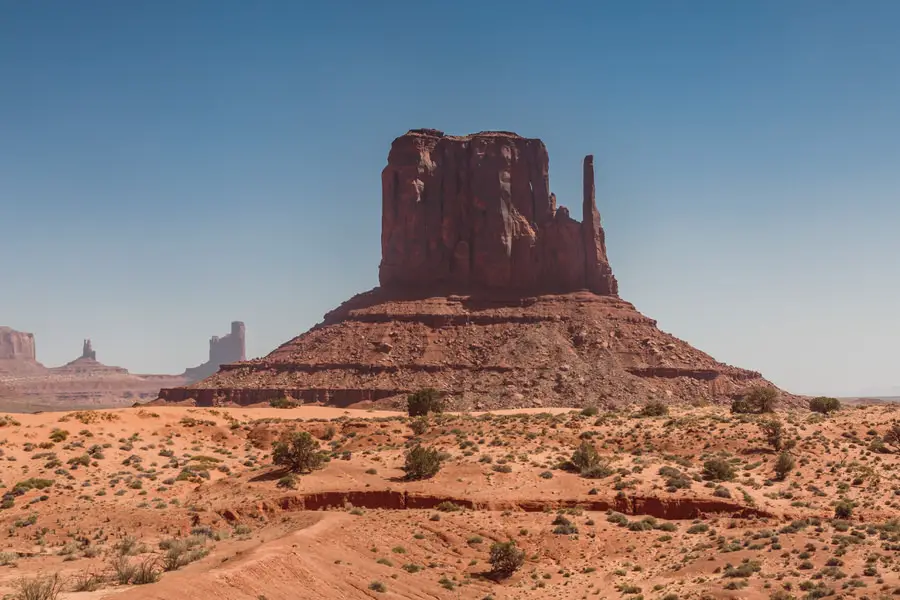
{"left": 380, "top": 130, "right": 617, "bottom": 295}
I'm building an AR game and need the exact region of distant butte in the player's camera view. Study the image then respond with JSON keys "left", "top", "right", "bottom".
{"left": 159, "top": 129, "right": 785, "bottom": 410}
{"left": 0, "top": 323, "right": 246, "bottom": 410}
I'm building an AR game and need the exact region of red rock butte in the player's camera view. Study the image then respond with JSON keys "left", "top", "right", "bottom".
{"left": 159, "top": 129, "right": 783, "bottom": 409}
{"left": 380, "top": 129, "right": 617, "bottom": 295}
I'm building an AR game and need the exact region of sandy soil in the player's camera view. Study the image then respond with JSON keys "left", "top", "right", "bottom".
{"left": 0, "top": 403, "right": 898, "bottom": 599}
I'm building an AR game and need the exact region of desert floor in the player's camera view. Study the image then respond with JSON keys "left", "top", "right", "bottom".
{"left": 0, "top": 403, "right": 898, "bottom": 599}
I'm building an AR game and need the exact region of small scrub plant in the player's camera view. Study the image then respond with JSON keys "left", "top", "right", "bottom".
{"left": 13, "top": 572, "right": 64, "bottom": 600}
{"left": 409, "top": 416, "right": 429, "bottom": 436}
{"left": 403, "top": 445, "right": 443, "bottom": 480}
{"left": 702, "top": 458, "right": 735, "bottom": 481}
{"left": 834, "top": 499, "right": 854, "bottom": 519}
{"left": 406, "top": 388, "right": 444, "bottom": 417}
{"left": 571, "top": 441, "right": 613, "bottom": 479}
{"left": 272, "top": 431, "right": 326, "bottom": 474}
{"left": 809, "top": 396, "right": 841, "bottom": 414}
{"left": 48, "top": 429, "right": 69, "bottom": 443}
{"left": 269, "top": 397, "right": 299, "bottom": 409}
{"left": 774, "top": 451, "right": 795, "bottom": 480}
{"left": 489, "top": 540, "right": 525, "bottom": 577}
{"left": 731, "top": 387, "right": 778, "bottom": 414}
{"left": 883, "top": 422, "right": 900, "bottom": 449}
{"left": 639, "top": 400, "right": 669, "bottom": 417}
{"left": 276, "top": 474, "right": 297, "bottom": 489}
{"left": 759, "top": 419, "right": 785, "bottom": 451}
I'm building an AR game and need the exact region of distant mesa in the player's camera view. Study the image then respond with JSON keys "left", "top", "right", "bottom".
{"left": 0, "top": 322, "right": 247, "bottom": 410}
{"left": 0, "top": 326, "right": 45, "bottom": 375}
{"left": 182, "top": 321, "right": 247, "bottom": 383}
{"left": 51, "top": 338, "right": 129, "bottom": 376}
{"left": 160, "top": 129, "right": 786, "bottom": 410}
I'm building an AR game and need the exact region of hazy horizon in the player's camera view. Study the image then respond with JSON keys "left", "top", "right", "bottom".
{"left": 3, "top": 1, "right": 900, "bottom": 397}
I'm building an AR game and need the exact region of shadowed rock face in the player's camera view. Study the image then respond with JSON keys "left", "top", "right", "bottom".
{"left": 380, "top": 130, "right": 618, "bottom": 295}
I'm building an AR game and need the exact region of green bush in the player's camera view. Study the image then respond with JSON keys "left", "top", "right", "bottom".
{"left": 834, "top": 499, "right": 853, "bottom": 519}
{"left": 406, "top": 389, "right": 444, "bottom": 417}
{"left": 272, "top": 432, "right": 326, "bottom": 474}
{"left": 809, "top": 396, "right": 841, "bottom": 414}
{"left": 403, "top": 445, "right": 443, "bottom": 480}
{"left": 702, "top": 458, "right": 735, "bottom": 481}
{"left": 489, "top": 540, "right": 525, "bottom": 576}
{"left": 731, "top": 387, "right": 778, "bottom": 414}
{"left": 570, "top": 441, "right": 612, "bottom": 479}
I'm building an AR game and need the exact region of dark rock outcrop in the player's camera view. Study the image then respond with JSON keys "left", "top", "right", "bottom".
{"left": 379, "top": 130, "right": 618, "bottom": 295}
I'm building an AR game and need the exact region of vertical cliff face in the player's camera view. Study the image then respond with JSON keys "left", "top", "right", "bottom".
{"left": 379, "top": 129, "right": 618, "bottom": 295}
{"left": 184, "top": 321, "right": 246, "bottom": 382}
{"left": 0, "top": 327, "right": 36, "bottom": 361}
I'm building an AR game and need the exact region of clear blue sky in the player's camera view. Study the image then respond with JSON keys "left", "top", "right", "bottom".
{"left": 2, "top": 1, "right": 899, "bottom": 397}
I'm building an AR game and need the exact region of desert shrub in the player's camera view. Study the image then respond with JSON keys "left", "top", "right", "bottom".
{"left": 13, "top": 572, "right": 64, "bottom": 600}
{"left": 834, "top": 499, "right": 854, "bottom": 519}
{"left": 883, "top": 423, "right": 900, "bottom": 449}
{"left": 269, "top": 396, "right": 298, "bottom": 409}
{"left": 639, "top": 400, "right": 669, "bottom": 417}
{"left": 732, "top": 387, "right": 778, "bottom": 414}
{"left": 489, "top": 540, "right": 525, "bottom": 576}
{"left": 774, "top": 452, "right": 795, "bottom": 480}
{"left": 320, "top": 425, "right": 336, "bottom": 440}
{"left": 571, "top": 441, "right": 611, "bottom": 478}
{"left": 723, "top": 559, "right": 762, "bottom": 578}
{"left": 13, "top": 479, "right": 53, "bottom": 493}
{"left": 272, "top": 431, "right": 325, "bottom": 474}
{"left": 71, "top": 571, "right": 103, "bottom": 592}
{"left": 809, "top": 396, "right": 841, "bottom": 414}
{"left": 580, "top": 405, "right": 599, "bottom": 417}
{"left": 406, "top": 388, "right": 444, "bottom": 417}
{"left": 369, "top": 581, "right": 387, "bottom": 593}
{"left": 277, "top": 474, "right": 297, "bottom": 489}
{"left": 48, "top": 429, "right": 69, "bottom": 443}
{"left": 115, "top": 535, "right": 142, "bottom": 557}
{"left": 0, "top": 551, "right": 18, "bottom": 566}
{"left": 759, "top": 419, "right": 785, "bottom": 451}
{"left": 409, "top": 417, "right": 429, "bottom": 436}
{"left": 162, "top": 537, "right": 209, "bottom": 571}
{"left": 552, "top": 515, "right": 578, "bottom": 535}
{"left": 403, "top": 445, "right": 443, "bottom": 480}
{"left": 131, "top": 556, "right": 162, "bottom": 585}
{"left": 702, "top": 458, "right": 735, "bottom": 481}
{"left": 659, "top": 466, "right": 692, "bottom": 490}
{"left": 110, "top": 556, "right": 137, "bottom": 584}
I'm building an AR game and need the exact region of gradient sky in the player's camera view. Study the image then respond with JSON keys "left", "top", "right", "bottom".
{"left": 2, "top": 1, "right": 899, "bottom": 397}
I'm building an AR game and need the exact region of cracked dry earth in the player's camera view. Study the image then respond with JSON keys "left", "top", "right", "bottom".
{"left": 1, "top": 404, "right": 900, "bottom": 599}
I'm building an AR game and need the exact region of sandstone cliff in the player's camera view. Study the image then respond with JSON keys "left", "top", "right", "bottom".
{"left": 183, "top": 321, "right": 246, "bottom": 382}
{"left": 159, "top": 129, "right": 785, "bottom": 410}
{"left": 0, "top": 327, "right": 37, "bottom": 362}
{"left": 380, "top": 130, "right": 617, "bottom": 295}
